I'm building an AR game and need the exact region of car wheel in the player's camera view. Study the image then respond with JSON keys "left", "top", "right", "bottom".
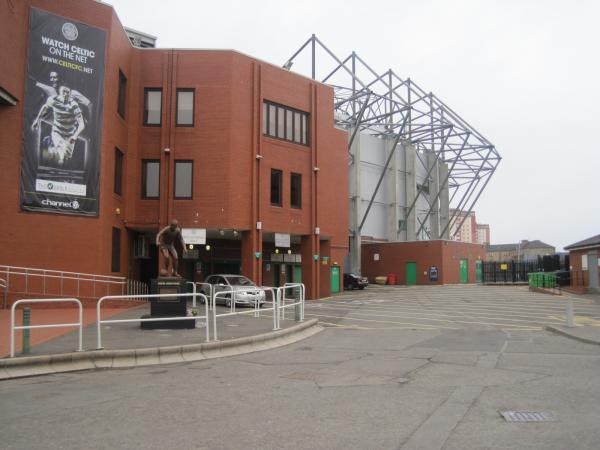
{"left": 225, "top": 298, "right": 232, "bottom": 308}
{"left": 359, "top": 286, "right": 365, "bottom": 290}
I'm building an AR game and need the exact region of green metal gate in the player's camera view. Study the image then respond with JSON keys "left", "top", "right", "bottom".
{"left": 460, "top": 259, "right": 469, "bottom": 283}
{"left": 406, "top": 262, "right": 417, "bottom": 285}
{"left": 330, "top": 266, "right": 340, "bottom": 293}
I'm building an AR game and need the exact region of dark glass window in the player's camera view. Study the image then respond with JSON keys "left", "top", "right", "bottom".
{"left": 174, "top": 160, "right": 193, "bottom": 199}
{"left": 117, "top": 70, "right": 127, "bottom": 118}
{"left": 111, "top": 227, "right": 121, "bottom": 272}
{"left": 263, "top": 101, "right": 309, "bottom": 146}
{"left": 114, "top": 148, "right": 123, "bottom": 195}
{"left": 271, "top": 169, "right": 282, "bottom": 206}
{"left": 144, "top": 88, "right": 162, "bottom": 125}
{"left": 291, "top": 173, "right": 301, "bottom": 209}
{"left": 176, "top": 89, "right": 194, "bottom": 126}
{"left": 142, "top": 160, "right": 160, "bottom": 199}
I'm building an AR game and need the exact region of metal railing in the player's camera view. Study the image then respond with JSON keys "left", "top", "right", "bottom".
{"left": 0, "top": 277, "right": 7, "bottom": 309}
{"left": 7, "top": 283, "right": 306, "bottom": 357}
{"left": 127, "top": 279, "right": 149, "bottom": 296}
{"left": 10, "top": 298, "right": 83, "bottom": 358}
{"left": 279, "top": 283, "right": 305, "bottom": 323}
{"left": 96, "top": 292, "right": 209, "bottom": 349}
{"left": 0, "top": 265, "right": 127, "bottom": 300}
{"left": 211, "top": 287, "right": 278, "bottom": 341}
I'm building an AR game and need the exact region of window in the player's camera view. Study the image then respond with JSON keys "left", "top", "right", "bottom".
{"left": 117, "top": 70, "right": 127, "bottom": 118}
{"left": 263, "top": 101, "right": 309, "bottom": 146}
{"left": 270, "top": 169, "right": 282, "bottom": 206}
{"left": 111, "top": 227, "right": 121, "bottom": 272}
{"left": 142, "top": 160, "right": 160, "bottom": 199}
{"left": 174, "top": 160, "right": 193, "bottom": 199}
{"left": 176, "top": 88, "right": 194, "bottom": 126}
{"left": 144, "top": 88, "right": 162, "bottom": 125}
{"left": 114, "top": 148, "right": 123, "bottom": 195}
{"left": 291, "top": 173, "right": 301, "bottom": 209}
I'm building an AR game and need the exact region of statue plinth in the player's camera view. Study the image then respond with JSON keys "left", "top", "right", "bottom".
{"left": 140, "top": 277, "right": 195, "bottom": 329}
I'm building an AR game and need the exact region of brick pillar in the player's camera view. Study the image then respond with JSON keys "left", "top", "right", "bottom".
{"left": 241, "top": 230, "right": 262, "bottom": 285}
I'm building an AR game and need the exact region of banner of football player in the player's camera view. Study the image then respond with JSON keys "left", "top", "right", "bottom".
{"left": 20, "top": 8, "right": 106, "bottom": 216}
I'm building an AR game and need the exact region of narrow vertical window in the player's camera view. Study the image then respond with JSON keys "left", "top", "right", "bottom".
{"left": 111, "top": 227, "right": 121, "bottom": 272}
{"left": 286, "top": 109, "right": 294, "bottom": 141}
{"left": 114, "top": 148, "right": 123, "bottom": 195}
{"left": 117, "top": 70, "right": 127, "bottom": 118}
{"left": 277, "top": 106, "right": 285, "bottom": 138}
{"left": 262, "top": 102, "right": 267, "bottom": 135}
{"left": 268, "top": 104, "right": 277, "bottom": 136}
{"left": 291, "top": 173, "right": 302, "bottom": 209}
{"left": 301, "top": 114, "right": 308, "bottom": 144}
{"left": 176, "top": 88, "right": 194, "bottom": 126}
{"left": 144, "top": 88, "right": 162, "bottom": 125}
{"left": 142, "top": 160, "right": 160, "bottom": 199}
{"left": 293, "top": 112, "right": 302, "bottom": 143}
{"left": 174, "top": 160, "right": 193, "bottom": 199}
{"left": 270, "top": 169, "right": 282, "bottom": 206}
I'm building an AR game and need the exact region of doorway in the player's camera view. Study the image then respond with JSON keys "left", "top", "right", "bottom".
{"left": 406, "top": 262, "right": 417, "bottom": 285}
{"left": 330, "top": 266, "right": 340, "bottom": 293}
{"left": 460, "top": 259, "right": 469, "bottom": 283}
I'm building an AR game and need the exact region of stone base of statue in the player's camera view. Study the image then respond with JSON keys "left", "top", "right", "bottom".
{"left": 141, "top": 277, "right": 195, "bottom": 329}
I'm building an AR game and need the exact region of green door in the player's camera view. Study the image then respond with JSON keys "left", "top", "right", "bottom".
{"left": 460, "top": 259, "right": 469, "bottom": 283}
{"left": 475, "top": 260, "right": 482, "bottom": 283}
{"left": 293, "top": 265, "right": 302, "bottom": 283}
{"left": 406, "top": 262, "right": 417, "bottom": 285}
{"left": 330, "top": 266, "right": 340, "bottom": 293}
{"left": 293, "top": 265, "right": 302, "bottom": 298}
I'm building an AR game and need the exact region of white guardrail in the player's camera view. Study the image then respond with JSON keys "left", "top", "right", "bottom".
{"left": 8, "top": 282, "right": 306, "bottom": 357}
{"left": 280, "top": 283, "right": 305, "bottom": 323}
{"left": 10, "top": 298, "right": 83, "bottom": 358}
{"left": 96, "top": 292, "right": 209, "bottom": 349}
{"left": 211, "top": 287, "right": 278, "bottom": 341}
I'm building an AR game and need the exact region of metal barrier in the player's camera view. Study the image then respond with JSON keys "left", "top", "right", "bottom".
{"left": 186, "top": 282, "right": 214, "bottom": 309}
{"left": 0, "top": 277, "right": 7, "bottom": 309}
{"left": 279, "top": 283, "right": 305, "bottom": 323}
{"left": 0, "top": 264, "right": 127, "bottom": 299}
{"left": 10, "top": 298, "right": 83, "bottom": 358}
{"left": 96, "top": 292, "right": 209, "bottom": 349}
{"left": 211, "top": 287, "right": 278, "bottom": 341}
{"left": 127, "top": 279, "right": 149, "bottom": 296}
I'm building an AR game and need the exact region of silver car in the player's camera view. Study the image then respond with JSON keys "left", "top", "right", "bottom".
{"left": 202, "top": 274, "right": 266, "bottom": 307}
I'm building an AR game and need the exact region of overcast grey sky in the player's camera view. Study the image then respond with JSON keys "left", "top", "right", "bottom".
{"left": 106, "top": 0, "right": 599, "bottom": 251}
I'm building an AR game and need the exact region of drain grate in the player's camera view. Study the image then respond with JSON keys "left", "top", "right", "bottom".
{"left": 500, "top": 411, "right": 556, "bottom": 422}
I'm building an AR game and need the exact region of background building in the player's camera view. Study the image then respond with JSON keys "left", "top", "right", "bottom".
{"left": 486, "top": 240, "right": 555, "bottom": 262}
{"left": 565, "top": 234, "right": 600, "bottom": 294}
{"left": 476, "top": 224, "right": 490, "bottom": 245}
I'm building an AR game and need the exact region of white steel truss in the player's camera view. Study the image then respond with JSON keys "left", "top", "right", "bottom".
{"left": 283, "top": 35, "right": 501, "bottom": 243}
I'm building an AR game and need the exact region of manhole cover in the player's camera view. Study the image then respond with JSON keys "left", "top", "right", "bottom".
{"left": 499, "top": 411, "right": 556, "bottom": 422}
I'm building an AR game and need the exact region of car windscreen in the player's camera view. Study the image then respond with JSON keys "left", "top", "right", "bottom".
{"left": 225, "top": 276, "right": 255, "bottom": 286}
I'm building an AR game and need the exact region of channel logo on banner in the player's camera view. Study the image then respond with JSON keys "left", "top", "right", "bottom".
{"left": 20, "top": 8, "right": 106, "bottom": 216}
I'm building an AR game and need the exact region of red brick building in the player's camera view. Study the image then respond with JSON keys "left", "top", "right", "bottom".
{"left": 0, "top": 0, "right": 348, "bottom": 299}
{"left": 362, "top": 241, "right": 486, "bottom": 285}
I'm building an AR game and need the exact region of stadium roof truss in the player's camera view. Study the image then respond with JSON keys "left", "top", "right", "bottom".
{"left": 283, "top": 35, "right": 501, "bottom": 240}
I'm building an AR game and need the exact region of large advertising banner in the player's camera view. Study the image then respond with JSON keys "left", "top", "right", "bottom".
{"left": 20, "top": 8, "right": 106, "bottom": 216}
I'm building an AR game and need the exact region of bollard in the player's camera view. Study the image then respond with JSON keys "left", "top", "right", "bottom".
{"left": 22, "top": 307, "right": 31, "bottom": 355}
{"left": 566, "top": 299, "right": 574, "bottom": 328}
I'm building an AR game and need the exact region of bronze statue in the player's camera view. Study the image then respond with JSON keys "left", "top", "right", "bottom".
{"left": 156, "top": 219, "right": 187, "bottom": 277}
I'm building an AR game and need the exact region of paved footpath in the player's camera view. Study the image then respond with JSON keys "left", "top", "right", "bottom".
{"left": 2, "top": 285, "right": 600, "bottom": 450}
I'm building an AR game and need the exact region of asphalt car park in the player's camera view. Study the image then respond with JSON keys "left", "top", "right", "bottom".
{"left": 3, "top": 285, "right": 600, "bottom": 450}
